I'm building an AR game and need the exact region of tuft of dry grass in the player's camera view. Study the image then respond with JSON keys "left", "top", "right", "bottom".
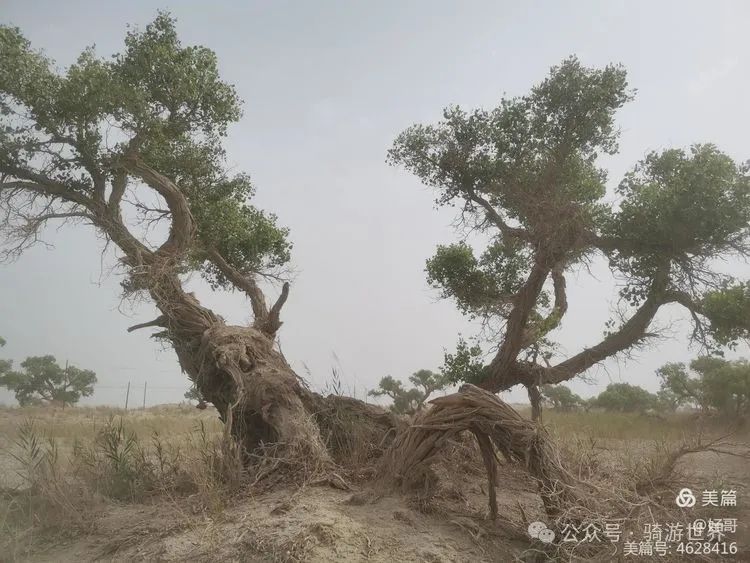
{"left": 0, "top": 408, "right": 243, "bottom": 560}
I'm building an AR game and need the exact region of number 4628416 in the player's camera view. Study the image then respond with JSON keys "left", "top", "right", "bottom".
{"left": 675, "top": 542, "right": 737, "bottom": 555}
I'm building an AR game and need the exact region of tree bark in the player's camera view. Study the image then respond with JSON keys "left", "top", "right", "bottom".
{"left": 130, "top": 263, "right": 309, "bottom": 463}
{"left": 527, "top": 384, "right": 542, "bottom": 422}
{"left": 130, "top": 261, "right": 398, "bottom": 466}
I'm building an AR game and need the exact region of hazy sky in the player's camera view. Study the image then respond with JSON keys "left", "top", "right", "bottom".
{"left": 1, "top": 1, "right": 749, "bottom": 407}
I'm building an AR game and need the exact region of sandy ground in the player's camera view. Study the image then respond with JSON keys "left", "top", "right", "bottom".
{"left": 13, "top": 473, "right": 539, "bottom": 562}
{"left": 7, "top": 444, "right": 748, "bottom": 563}
{"left": 2, "top": 406, "right": 749, "bottom": 562}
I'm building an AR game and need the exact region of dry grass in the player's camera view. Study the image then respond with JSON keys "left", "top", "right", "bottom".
{"left": 0, "top": 400, "right": 747, "bottom": 562}
{"left": 517, "top": 407, "right": 721, "bottom": 441}
{"left": 383, "top": 387, "right": 749, "bottom": 562}
{"left": 0, "top": 405, "right": 241, "bottom": 560}
{"left": 0, "top": 403, "right": 221, "bottom": 444}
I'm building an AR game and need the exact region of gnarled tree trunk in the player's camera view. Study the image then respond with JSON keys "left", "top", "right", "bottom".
{"left": 124, "top": 261, "right": 400, "bottom": 470}
{"left": 135, "top": 265, "right": 329, "bottom": 463}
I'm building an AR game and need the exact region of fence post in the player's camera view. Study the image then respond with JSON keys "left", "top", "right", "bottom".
{"left": 62, "top": 360, "right": 69, "bottom": 409}
{"left": 124, "top": 381, "right": 130, "bottom": 410}
{"left": 142, "top": 381, "right": 147, "bottom": 409}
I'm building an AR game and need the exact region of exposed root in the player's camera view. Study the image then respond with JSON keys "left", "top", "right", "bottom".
{"left": 303, "top": 394, "right": 403, "bottom": 470}
{"left": 382, "top": 384, "right": 581, "bottom": 521}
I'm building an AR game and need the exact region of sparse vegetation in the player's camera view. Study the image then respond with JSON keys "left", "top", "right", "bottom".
{"left": 0, "top": 407, "right": 233, "bottom": 553}
{"left": 1, "top": 403, "right": 746, "bottom": 561}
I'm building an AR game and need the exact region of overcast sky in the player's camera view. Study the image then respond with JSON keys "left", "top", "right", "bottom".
{"left": 1, "top": 0, "right": 749, "bottom": 407}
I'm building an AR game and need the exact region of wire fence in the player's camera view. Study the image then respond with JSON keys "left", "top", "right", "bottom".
{"left": 72, "top": 374, "right": 377, "bottom": 409}
{"left": 0, "top": 356, "right": 383, "bottom": 408}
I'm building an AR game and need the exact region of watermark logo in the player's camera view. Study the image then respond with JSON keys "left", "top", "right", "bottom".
{"left": 676, "top": 488, "right": 696, "bottom": 508}
{"left": 528, "top": 521, "right": 555, "bottom": 544}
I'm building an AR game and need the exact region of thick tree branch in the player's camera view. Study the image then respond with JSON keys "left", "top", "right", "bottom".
{"left": 108, "top": 170, "right": 128, "bottom": 214}
{"left": 27, "top": 211, "right": 93, "bottom": 224}
{"left": 123, "top": 158, "right": 196, "bottom": 256}
{"left": 127, "top": 315, "right": 168, "bottom": 333}
{"left": 74, "top": 187, "right": 154, "bottom": 266}
{"left": 464, "top": 186, "right": 531, "bottom": 241}
{"left": 480, "top": 260, "right": 552, "bottom": 390}
{"left": 550, "top": 268, "right": 568, "bottom": 316}
{"left": 259, "top": 282, "right": 290, "bottom": 337}
{"left": 206, "top": 248, "right": 269, "bottom": 322}
{"left": 476, "top": 265, "right": 674, "bottom": 392}
{"left": 205, "top": 248, "right": 289, "bottom": 337}
{"left": 520, "top": 267, "right": 568, "bottom": 348}
{"left": 665, "top": 290, "right": 704, "bottom": 314}
{"left": 544, "top": 265, "right": 672, "bottom": 384}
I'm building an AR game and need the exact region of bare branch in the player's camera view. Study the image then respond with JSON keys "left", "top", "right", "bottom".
{"left": 464, "top": 186, "right": 532, "bottom": 242}
{"left": 259, "top": 282, "right": 290, "bottom": 338}
{"left": 416, "top": 152, "right": 531, "bottom": 242}
{"left": 0, "top": 174, "right": 94, "bottom": 209}
{"left": 123, "top": 158, "right": 196, "bottom": 256}
{"left": 0, "top": 186, "right": 95, "bottom": 259}
{"left": 0, "top": 173, "right": 152, "bottom": 266}
{"left": 127, "top": 315, "right": 168, "bottom": 333}
{"left": 664, "top": 289, "right": 711, "bottom": 346}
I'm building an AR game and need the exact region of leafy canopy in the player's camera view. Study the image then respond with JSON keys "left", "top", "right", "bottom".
{"left": 0, "top": 355, "right": 97, "bottom": 406}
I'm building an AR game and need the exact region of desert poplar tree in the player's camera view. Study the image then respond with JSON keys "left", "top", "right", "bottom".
{"left": 0, "top": 13, "right": 391, "bottom": 462}
{"left": 389, "top": 57, "right": 750, "bottom": 417}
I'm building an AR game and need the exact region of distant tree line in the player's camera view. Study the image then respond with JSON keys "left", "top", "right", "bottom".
{"left": 540, "top": 356, "right": 750, "bottom": 417}
{"left": 369, "top": 369, "right": 449, "bottom": 414}
{"left": 0, "top": 337, "right": 97, "bottom": 407}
